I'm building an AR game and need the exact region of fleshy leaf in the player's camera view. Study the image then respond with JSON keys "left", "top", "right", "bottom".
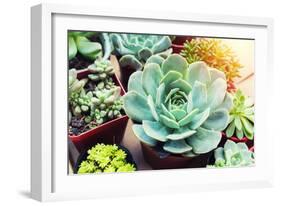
{"left": 192, "top": 81, "right": 207, "bottom": 110}
{"left": 76, "top": 36, "right": 102, "bottom": 60}
{"left": 127, "top": 71, "right": 146, "bottom": 97}
{"left": 132, "top": 124, "right": 157, "bottom": 146}
{"left": 207, "top": 78, "right": 227, "bottom": 110}
{"left": 170, "top": 109, "right": 186, "bottom": 121}
{"left": 163, "top": 140, "right": 192, "bottom": 154}
{"left": 161, "top": 104, "right": 176, "bottom": 121}
{"left": 160, "top": 71, "right": 182, "bottom": 86}
{"left": 147, "top": 95, "right": 159, "bottom": 121}
{"left": 166, "top": 127, "right": 196, "bottom": 140}
{"left": 178, "top": 108, "right": 199, "bottom": 127}
{"left": 162, "top": 54, "right": 188, "bottom": 76}
{"left": 189, "top": 108, "right": 210, "bottom": 130}
{"left": 168, "top": 79, "right": 192, "bottom": 94}
{"left": 226, "top": 121, "right": 236, "bottom": 137}
{"left": 186, "top": 127, "right": 222, "bottom": 154}
{"left": 187, "top": 61, "right": 211, "bottom": 86}
{"left": 182, "top": 150, "right": 197, "bottom": 157}
{"left": 209, "top": 68, "right": 226, "bottom": 82}
{"left": 142, "top": 63, "right": 163, "bottom": 100}
{"left": 119, "top": 55, "right": 143, "bottom": 71}
{"left": 156, "top": 83, "right": 165, "bottom": 107}
{"left": 241, "top": 116, "right": 254, "bottom": 136}
{"left": 152, "top": 36, "right": 172, "bottom": 53}
{"left": 146, "top": 55, "right": 165, "bottom": 66}
{"left": 138, "top": 48, "right": 153, "bottom": 61}
{"left": 142, "top": 120, "right": 169, "bottom": 142}
{"left": 159, "top": 115, "right": 180, "bottom": 129}
{"left": 68, "top": 36, "right": 77, "bottom": 60}
{"left": 219, "top": 93, "right": 233, "bottom": 111}
{"left": 123, "top": 91, "right": 154, "bottom": 122}
{"left": 236, "top": 129, "right": 244, "bottom": 139}
{"left": 202, "top": 108, "right": 229, "bottom": 131}
{"left": 234, "top": 116, "right": 242, "bottom": 131}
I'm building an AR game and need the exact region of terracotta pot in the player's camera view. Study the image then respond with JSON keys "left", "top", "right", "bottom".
{"left": 69, "top": 62, "right": 128, "bottom": 152}
{"left": 140, "top": 142, "right": 212, "bottom": 169}
{"left": 73, "top": 144, "right": 137, "bottom": 174}
{"left": 171, "top": 36, "right": 194, "bottom": 54}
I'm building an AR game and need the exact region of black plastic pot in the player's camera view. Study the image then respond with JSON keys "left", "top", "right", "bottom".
{"left": 73, "top": 144, "right": 137, "bottom": 174}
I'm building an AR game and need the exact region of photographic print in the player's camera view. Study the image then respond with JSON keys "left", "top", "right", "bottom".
{"left": 67, "top": 32, "right": 255, "bottom": 174}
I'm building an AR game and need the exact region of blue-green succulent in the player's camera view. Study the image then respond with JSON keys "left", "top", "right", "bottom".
{"left": 123, "top": 54, "right": 232, "bottom": 156}
{"left": 69, "top": 32, "right": 112, "bottom": 61}
{"left": 110, "top": 34, "right": 172, "bottom": 70}
{"left": 208, "top": 140, "right": 254, "bottom": 168}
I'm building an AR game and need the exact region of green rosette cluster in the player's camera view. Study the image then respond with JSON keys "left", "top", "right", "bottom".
{"left": 123, "top": 54, "right": 232, "bottom": 156}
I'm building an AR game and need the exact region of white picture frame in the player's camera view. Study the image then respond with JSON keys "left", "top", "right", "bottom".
{"left": 31, "top": 3, "right": 274, "bottom": 202}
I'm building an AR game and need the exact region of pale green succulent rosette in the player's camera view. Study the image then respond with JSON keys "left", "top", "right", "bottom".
{"left": 209, "top": 140, "right": 254, "bottom": 168}
{"left": 123, "top": 54, "right": 233, "bottom": 156}
{"left": 110, "top": 34, "right": 172, "bottom": 71}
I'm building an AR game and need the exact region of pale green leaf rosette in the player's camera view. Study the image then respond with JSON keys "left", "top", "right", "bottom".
{"left": 123, "top": 54, "right": 232, "bottom": 156}
{"left": 208, "top": 140, "right": 254, "bottom": 168}
{"left": 110, "top": 34, "right": 172, "bottom": 71}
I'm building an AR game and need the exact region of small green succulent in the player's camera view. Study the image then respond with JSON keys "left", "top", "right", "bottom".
{"left": 124, "top": 54, "right": 232, "bottom": 156}
{"left": 208, "top": 140, "right": 254, "bottom": 168}
{"left": 78, "top": 144, "right": 136, "bottom": 174}
{"left": 69, "top": 69, "right": 88, "bottom": 93}
{"left": 69, "top": 69, "right": 91, "bottom": 117}
{"left": 94, "top": 77, "right": 116, "bottom": 91}
{"left": 87, "top": 58, "right": 115, "bottom": 82}
{"left": 225, "top": 89, "right": 254, "bottom": 140}
{"left": 85, "top": 87, "right": 123, "bottom": 124}
{"left": 110, "top": 34, "right": 172, "bottom": 71}
{"left": 68, "top": 32, "right": 112, "bottom": 61}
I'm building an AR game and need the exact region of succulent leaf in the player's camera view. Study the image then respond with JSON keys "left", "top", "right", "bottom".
{"left": 123, "top": 91, "right": 154, "bottom": 122}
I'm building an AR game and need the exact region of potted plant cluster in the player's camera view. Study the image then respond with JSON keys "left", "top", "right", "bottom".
{"left": 68, "top": 31, "right": 255, "bottom": 172}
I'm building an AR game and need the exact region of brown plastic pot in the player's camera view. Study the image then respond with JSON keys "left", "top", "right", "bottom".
{"left": 69, "top": 64, "right": 128, "bottom": 152}
{"left": 171, "top": 36, "right": 194, "bottom": 54}
{"left": 140, "top": 142, "right": 212, "bottom": 170}
{"left": 119, "top": 65, "right": 136, "bottom": 91}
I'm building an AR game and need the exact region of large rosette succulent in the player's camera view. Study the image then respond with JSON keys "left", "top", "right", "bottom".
{"left": 123, "top": 54, "right": 232, "bottom": 156}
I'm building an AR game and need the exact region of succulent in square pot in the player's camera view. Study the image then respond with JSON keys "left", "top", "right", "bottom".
{"left": 171, "top": 36, "right": 194, "bottom": 54}
{"left": 221, "top": 89, "right": 254, "bottom": 148}
{"left": 123, "top": 54, "right": 233, "bottom": 169}
{"left": 207, "top": 140, "right": 255, "bottom": 168}
{"left": 74, "top": 143, "right": 137, "bottom": 174}
{"left": 68, "top": 31, "right": 112, "bottom": 70}
{"left": 68, "top": 58, "right": 128, "bottom": 152}
{"left": 180, "top": 38, "right": 243, "bottom": 93}
{"left": 109, "top": 33, "right": 173, "bottom": 89}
